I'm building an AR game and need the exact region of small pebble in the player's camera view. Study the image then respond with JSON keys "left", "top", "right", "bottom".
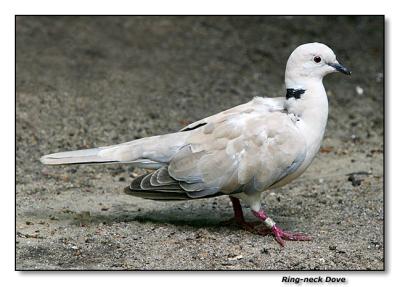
{"left": 355, "top": 86, "right": 364, "bottom": 95}
{"left": 261, "top": 248, "right": 269, "bottom": 254}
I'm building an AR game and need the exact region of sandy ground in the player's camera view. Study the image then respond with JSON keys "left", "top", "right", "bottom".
{"left": 16, "top": 16, "right": 384, "bottom": 270}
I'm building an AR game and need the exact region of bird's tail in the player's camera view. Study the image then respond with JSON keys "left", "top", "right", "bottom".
{"left": 40, "top": 146, "right": 119, "bottom": 165}
{"left": 40, "top": 133, "right": 188, "bottom": 167}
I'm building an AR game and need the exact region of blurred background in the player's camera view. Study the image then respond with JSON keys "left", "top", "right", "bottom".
{"left": 16, "top": 16, "right": 383, "bottom": 270}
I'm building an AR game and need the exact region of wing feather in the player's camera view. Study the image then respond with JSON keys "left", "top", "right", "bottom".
{"left": 125, "top": 97, "right": 307, "bottom": 200}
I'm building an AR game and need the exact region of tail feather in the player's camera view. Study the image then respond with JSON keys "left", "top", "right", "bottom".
{"left": 40, "top": 147, "right": 118, "bottom": 165}
{"left": 40, "top": 132, "right": 189, "bottom": 166}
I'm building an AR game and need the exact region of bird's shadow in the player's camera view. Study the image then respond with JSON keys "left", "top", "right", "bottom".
{"left": 22, "top": 198, "right": 301, "bottom": 232}
{"left": 85, "top": 209, "right": 231, "bottom": 229}
{"left": 29, "top": 202, "right": 239, "bottom": 230}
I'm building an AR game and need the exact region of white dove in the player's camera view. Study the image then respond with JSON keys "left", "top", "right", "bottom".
{"left": 41, "top": 43, "right": 351, "bottom": 246}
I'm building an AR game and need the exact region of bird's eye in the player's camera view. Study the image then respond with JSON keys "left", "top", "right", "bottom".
{"left": 313, "top": 56, "right": 321, "bottom": 63}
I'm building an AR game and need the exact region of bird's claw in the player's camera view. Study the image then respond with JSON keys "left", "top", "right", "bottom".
{"left": 270, "top": 225, "right": 312, "bottom": 247}
{"left": 224, "top": 217, "right": 311, "bottom": 247}
{"left": 221, "top": 217, "right": 259, "bottom": 232}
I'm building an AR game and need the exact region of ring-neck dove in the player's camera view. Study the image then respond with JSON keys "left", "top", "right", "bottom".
{"left": 41, "top": 42, "right": 351, "bottom": 247}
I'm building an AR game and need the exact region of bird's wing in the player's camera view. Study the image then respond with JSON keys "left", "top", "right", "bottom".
{"left": 126, "top": 97, "right": 308, "bottom": 200}
{"left": 179, "top": 96, "right": 285, "bottom": 132}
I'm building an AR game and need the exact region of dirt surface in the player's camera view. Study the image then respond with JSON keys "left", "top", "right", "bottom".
{"left": 16, "top": 16, "right": 384, "bottom": 270}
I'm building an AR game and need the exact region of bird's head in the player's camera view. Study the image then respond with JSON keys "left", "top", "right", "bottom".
{"left": 285, "top": 42, "right": 351, "bottom": 89}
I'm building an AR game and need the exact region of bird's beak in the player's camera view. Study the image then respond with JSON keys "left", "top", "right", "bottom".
{"left": 328, "top": 62, "right": 351, "bottom": 75}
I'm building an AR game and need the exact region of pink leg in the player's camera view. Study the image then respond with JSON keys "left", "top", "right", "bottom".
{"left": 230, "top": 196, "right": 245, "bottom": 222}
{"left": 252, "top": 209, "right": 312, "bottom": 247}
{"left": 226, "top": 196, "right": 258, "bottom": 231}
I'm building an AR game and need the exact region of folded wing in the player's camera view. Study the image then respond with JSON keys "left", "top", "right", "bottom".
{"left": 126, "top": 97, "right": 307, "bottom": 200}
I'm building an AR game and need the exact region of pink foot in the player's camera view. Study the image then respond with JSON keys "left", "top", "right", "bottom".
{"left": 244, "top": 223, "right": 311, "bottom": 246}
{"left": 270, "top": 225, "right": 312, "bottom": 247}
{"left": 221, "top": 217, "right": 259, "bottom": 230}
{"left": 252, "top": 209, "right": 311, "bottom": 247}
